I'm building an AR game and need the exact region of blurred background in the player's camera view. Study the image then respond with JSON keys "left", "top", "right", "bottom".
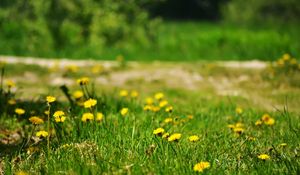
{"left": 0, "top": 0, "right": 299, "bottom": 61}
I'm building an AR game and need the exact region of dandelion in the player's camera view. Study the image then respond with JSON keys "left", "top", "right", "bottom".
{"left": 165, "top": 106, "right": 173, "bottom": 113}
{"left": 188, "top": 135, "right": 200, "bottom": 142}
{"left": 53, "top": 110, "right": 66, "bottom": 123}
{"left": 258, "top": 154, "right": 270, "bottom": 160}
{"left": 262, "top": 114, "right": 275, "bottom": 126}
{"left": 130, "top": 90, "right": 139, "bottom": 98}
{"left": 143, "top": 105, "right": 153, "bottom": 111}
{"left": 54, "top": 116, "right": 66, "bottom": 123}
{"left": 119, "top": 90, "right": 128, "bottom": 97}
{"left": 15, "top": 171, "right": 28, "bottom": 175}
{"left": 84, "top": 98, "right": 97, "bottom": 108}
{"left": 154, "top": 92, "right": 164, "bottom": 100}
{"left": 227, "top": 124, "right": 235, "bottom": 129}
{"left": 283, "top": 53, "right": 291, "bottom": 61}
{"left": 15, "top": 108, "right": 25, "bottom": 115}
{"left": 73, "top": 90, "right": 84, "bottom": 99}
{"left": 159, "top": 100, "right": 168, "bottom": 107}
{"left": 153, "top": 128, "right": 165, "bottom": 136}
{"left": 8, "top": 99, "right": 16, "bottom": 105}
{"left": 164, "top": 118, "right": 173, "bottom": 124}
{"left": 255, "top": 120, "right": 263, "bottom": 126}
{"left": 29, "top": 116, "right": 44, "bottom": 125}
{"left": 6, "top": 80, "right": 15, "bottom": 88}
{"left": 145, "top": 97, "right": 154, "bottom": 105}
{"left": 53, "top": 111, "right": 65, "bottom": 117}
{"left": 96, "top": 112, "right": 104, "bottom": 122}
{"left": 81, "top": 113, "right": 94, "bottom": 122}
{"left": 36, "top": 130, "right": 49, "bottom": 138}
{"left": 233, "top": 127, "right": 244, "bottom": 134}
{"left": 193, "top": 161, "right": 210, "bottom": 172}
{"left": 152, "top": 106, "right": 160, "bottom": 112}
{"left": 77, "top": 77, "right": 89, "bottom": 85}
{"left": 120, "top": 108, "right": 129, "bottom": 116}
{"left": 235, "top": 107, "right": 243, "bottom": 114}
{"left": 168, "top": 133, "right": 182, "bottom": 142}
{"left": 46, "top": 96, "right": 56, "bottom": 103}
{"left": 162, "top": 132, "right": 170, "bottom": 139}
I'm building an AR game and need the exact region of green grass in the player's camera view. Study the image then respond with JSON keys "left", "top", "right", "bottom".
{"left": 0, "top": 60, "right": 300, "bottom": 174}
{"left": 1, "top": 22, "right": 300, "bottom": 61}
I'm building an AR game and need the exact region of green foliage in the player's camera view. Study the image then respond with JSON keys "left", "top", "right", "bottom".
{"left": 0, "top": 0, "right": 160, "bottom": 57}
{"left": 222, "top": 0, "right": 300, "bottom": 24}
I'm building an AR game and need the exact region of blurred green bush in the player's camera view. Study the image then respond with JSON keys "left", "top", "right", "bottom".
{"left": 0, "top": 0, "right": 161, "bottom": 57}
{"left": 222, "top": 0, "right": 300, "bottom": 24}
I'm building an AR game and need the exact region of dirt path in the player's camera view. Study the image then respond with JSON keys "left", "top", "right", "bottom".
{"left": 0, "top": 55, "right": 267, "bottom": 69}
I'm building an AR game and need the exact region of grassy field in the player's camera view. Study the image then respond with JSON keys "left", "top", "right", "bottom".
{"left": 0, "top": 55, "right": 300, "bottom": 174}
{"left": 1, "top": 22, "right": 299, "bottom": 61}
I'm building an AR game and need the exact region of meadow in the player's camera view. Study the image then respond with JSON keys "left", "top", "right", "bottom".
{"left": 1, "top": 22, "right": 299, "bottom": 61}
{"left": 0, "top": 54, "right": 299, "bottom": 174}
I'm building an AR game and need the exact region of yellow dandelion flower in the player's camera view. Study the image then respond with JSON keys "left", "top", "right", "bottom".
{"left": 193, "top": 161, "right": 210, "bottom": 172}
{"left": 29, "top": 116, "right": 44, "bottom": 125}
{"left": 15, "top": 171, "right": 28, "bottom": 175}
{"left": 235, "top": 107, "right": 243, "bottom": 114}
{"left": 143, "top": 105, "right": 153, "bottom": 111}
{"left": 44, "top": 110, "right": 50, "bottom": 115}
{"left": 264, "top": 117, "right": 275, "bottom": 125}
{"left": 15, "top": 108, "right": 25, "bottom": 115}
{"left": 53, "top": 110, "right": 65, "bottom": 117}
{"left": 261, "top": 114, "right": 275, "bottom": 125}
{"left": 164, "top": 118, "right": 173, "bottom": 123}
{"left": 8, "top": 99, "right": 16, "bottom": 105}
{"left": 233, "top": 127, "right": 244, "bottom": 134}
{"left": 120, "top": 108, "right": 129, "bottom": 116}
{"left": 255, "top": 120, "right": 263, "bottom": 126}
{"left": 73, "top": 90, "right": 84, "bottom": 99}
{"left": 168, "top": 133, "right": 182, "bottom": 142}
{"left": 153, "top": 128, "right": 165, "bottom": 136}
{"left": 119, "top": 90, "right": 128, "bottom": 97}
{"left": 235, "top": 122, "right": 244, "bottom": 128}
{"left": 81, "top": 113, "right": 94, "bottom": 122}
{"left": 188, "top": 135, "right": 200, "bottom": 142}
{"left": 84, "top": 98, "right": 97, "bottom": 108}
{"left": 227, "top": 124, "right": 235, "bottom": 129}
{"left": 261, "top": 113, "right": 271, "bottom": 121}
{"left": 165, "top": 106, "right": 173, "bottom": 113}
{"left": 159, "top": 100, "right": 168, "bottom": 107}
{"left": 282, "top": 53, "right": 291, "bottom": 61}
{"left": 77, "top": 77, "right": 89, "bottom": 85}
{"left": 162, "top": 132, "right": 170, "bottom": 139}
{"left": 36, "top": 130, "right": 48, "bottom": 138}
{"left": 46, "top": 96, "right": 56, "bottom": 103}
{"left": 130, "top": 90, "right": 139, "bottom": 98}
{"left": 152, "top": 106, "right": 160, "bottom": 112}
{"left": 96, "top": 112, "right": 104, "bottom": 122}
{"left": 258, "top": 154, "right": 270, "bottom": 160}
{"left": 5, "top": 80, "right": 15, "bottom": 88}
{"left": 145, "top": 97, "right": 154, "bottom": 105}
{"left": 54, "top": 116, "right": 66, "bottom": 123}
{"left": 154, "top": 92, "right": 164, "bottom": 100}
